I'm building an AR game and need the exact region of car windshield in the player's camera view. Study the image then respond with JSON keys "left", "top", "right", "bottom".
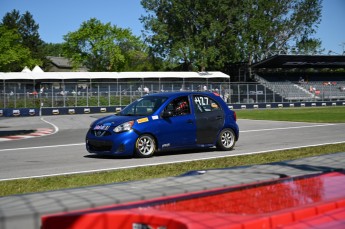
{"left": 119, "top": 96, "right": 168, "bottom": 116}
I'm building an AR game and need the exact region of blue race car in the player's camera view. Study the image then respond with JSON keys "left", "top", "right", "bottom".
{"left": 86, "top": 92, "right": 239, "bottom": 158}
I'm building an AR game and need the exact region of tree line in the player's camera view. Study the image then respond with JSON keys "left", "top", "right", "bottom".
{"left": 0, "top": 0, "right": 323, "bottom": 74}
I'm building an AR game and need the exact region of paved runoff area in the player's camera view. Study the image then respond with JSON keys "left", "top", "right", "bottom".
{"left": 0, "top": 152, "right": 344, "bottom": 229}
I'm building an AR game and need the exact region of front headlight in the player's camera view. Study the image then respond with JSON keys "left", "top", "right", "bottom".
{"left": 113, "top": 121, "right": 134, "bottom": 133}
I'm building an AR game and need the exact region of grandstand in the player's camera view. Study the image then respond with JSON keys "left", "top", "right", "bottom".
{"left": 251, "top": 55, "right": 345, "bottom": 102}
{"left": 254, "top": 74, "right": 314, "bottom": 101}
{"left": 253, "top": 73, "right": 345, "bottom": 101}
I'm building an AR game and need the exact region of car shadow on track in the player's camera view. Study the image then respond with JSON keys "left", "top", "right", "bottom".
{"left": 84, "top": 155, "right": 132, "bottom": 160}
{"left": 83, "top": 148, "right": 217, "bottom": 160}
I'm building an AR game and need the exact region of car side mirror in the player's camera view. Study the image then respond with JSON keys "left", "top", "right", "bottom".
{"left": 162, "top": 110, "right": 173, "bottom": 118}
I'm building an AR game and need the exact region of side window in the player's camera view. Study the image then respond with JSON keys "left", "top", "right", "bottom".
{"left": 193, "top": 95, "right": 221, "bottom": 113}
{"left": 164, "top": 96, "right": 190, "bottom": 116}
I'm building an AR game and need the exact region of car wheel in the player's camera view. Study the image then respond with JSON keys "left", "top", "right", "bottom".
{"left": 216, "top": 128, "right": 236, "bottom": 151}
{"left": 135, "top": 134, "right": 156, "bottom": 158}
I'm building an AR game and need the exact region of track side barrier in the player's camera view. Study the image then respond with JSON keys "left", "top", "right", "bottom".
{"left": 42, "top": 171, "right": 345, "bottom": 229}
{"left": 0, "top": 108, "right": 40, "bottom": 117}
{"left": 1, "top": 101, "right": 345, "bottom": 117}
{"left": 12, "top": 109, "right": 20, "bottom": 116}
{"left": 68, "top": 109, "right": 75, "bottom": 114}
{"left": 40, "top": 106, "right": 118, "bottom": 116}
{"left": 29, "top": 109, "right": 35, "bottom": 116}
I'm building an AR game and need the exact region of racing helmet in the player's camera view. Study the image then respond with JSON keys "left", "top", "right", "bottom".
{"left": 175, "top": 100, "right": 189, "bottom": 114}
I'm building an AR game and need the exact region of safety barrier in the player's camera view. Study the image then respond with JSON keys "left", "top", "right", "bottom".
{"left": 0, "top": 101, "right": 345, "bottom": 117}
{"left": 0, "top": 108, "right": 39, "bottom": 117}
{"left": 12, "top": 109, "right": 20, "bottom": 116}
{"left": 68, "top": 109, "right": 75, "bottom": 114}
{"left": 29, "top": 109, "right": 35, "bottom": 116}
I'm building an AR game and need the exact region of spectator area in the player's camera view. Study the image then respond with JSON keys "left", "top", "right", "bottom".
{"left": 252, "top": 55, "right": 345, "bottom": 101}
{"left": 255, "top": 73, "right": 345, "bottom": 101}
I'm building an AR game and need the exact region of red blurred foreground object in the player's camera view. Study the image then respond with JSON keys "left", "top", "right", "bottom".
{"left": 42, "top": 171, "right": 345, "bottom": 229}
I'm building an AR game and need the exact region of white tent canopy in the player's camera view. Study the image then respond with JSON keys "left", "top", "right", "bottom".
{"left": 0, "top": 71, "right": 230, "bottom": 81}
{"left": 21, "top": 66, "right": 31, "bottom": 73}
{"left": 32, "top": 65, "right": 44, "bottom": 73}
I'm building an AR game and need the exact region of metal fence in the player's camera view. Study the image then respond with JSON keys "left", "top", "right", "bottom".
{"left": 1, "top": 81, "right": 344, "bottom": 109}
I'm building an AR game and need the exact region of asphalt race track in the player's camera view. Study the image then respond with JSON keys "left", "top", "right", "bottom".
{"left": 0, "top": 114, "right": 344, "bottom": 181}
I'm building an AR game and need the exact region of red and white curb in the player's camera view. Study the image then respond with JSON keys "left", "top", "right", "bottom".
{"left": 0, "top": 128, "right": 54, "bottom": 141}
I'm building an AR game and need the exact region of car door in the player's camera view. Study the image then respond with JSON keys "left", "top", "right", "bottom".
{"left": 157, "top": 96, "right": 196, "bottom": 149}
{"left": 193, "top": 95, "right": 224, "bottom": 144}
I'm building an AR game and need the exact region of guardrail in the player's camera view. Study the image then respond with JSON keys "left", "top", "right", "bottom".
{"left": 1, "top": 101, "right": 345, "bottom": 117}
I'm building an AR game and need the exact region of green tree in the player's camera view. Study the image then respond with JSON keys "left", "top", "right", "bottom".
{"left": 1, "top": 10, "right": 44, "bottom": 68}
{"left": 1, "top": 9, "right": 21, "bottom": 29}
{"left": 294, "top": 37, "right": 323, "bottom": 55}
{"left": 236, "top": 0, "right": 323, "bottom": 64}
{"left": 140, "top": 0, "right": 323, "bottom": 71}
{"left": 0, "top": 26, "right": 37, "bottom": 72}
{"left": 141, "top": 0, "right": 219, "bottom": 71}
{"left": 18, "top": 11, "right": 45, "bottom": 60}
{"left": 43, "top": 43, "right": 64, "bottom": 57}
{"left": 63, "top": 18, "right": 152, "bottom": 71}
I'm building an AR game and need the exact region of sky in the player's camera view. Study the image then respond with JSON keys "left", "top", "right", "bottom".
{"left": 1, "top": 0, "right": 345, "bottom": 55}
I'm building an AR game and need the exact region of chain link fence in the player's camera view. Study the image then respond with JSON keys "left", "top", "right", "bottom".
{"left": 1, "top": 80, "right": 344, "bottom": 109}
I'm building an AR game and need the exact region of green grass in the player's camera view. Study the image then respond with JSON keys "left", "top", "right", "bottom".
{"left": 236, "top": 106, "right": 345, "bottom": 123}
{"left": 1, "top": 106, "right": 345, "bottom": 197}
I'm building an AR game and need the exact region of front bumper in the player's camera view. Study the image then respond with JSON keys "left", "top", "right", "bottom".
{"left": 85, "top": 129, "right": 139, "bottom": 156}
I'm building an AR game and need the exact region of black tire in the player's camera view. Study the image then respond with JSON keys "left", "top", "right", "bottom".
{"left": 134, "top": 134, "right": 156, "bottom": 158}
{"left": 216, "top": 128, "right": 236, "bottom": 151}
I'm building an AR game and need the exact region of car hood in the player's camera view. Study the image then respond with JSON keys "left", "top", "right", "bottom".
{"left": 91, "top": 114, "right": 142, "bottom": 127}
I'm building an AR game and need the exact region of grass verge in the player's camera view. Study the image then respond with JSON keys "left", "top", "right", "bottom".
{"left": 1, "top": 143, "right": 345, "bottom": 197}
{"left": 1, "top": 106, "right": 344, "bottom": 197}
{"left": 235, "top": 106, "right": 345, "bottom": 123}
